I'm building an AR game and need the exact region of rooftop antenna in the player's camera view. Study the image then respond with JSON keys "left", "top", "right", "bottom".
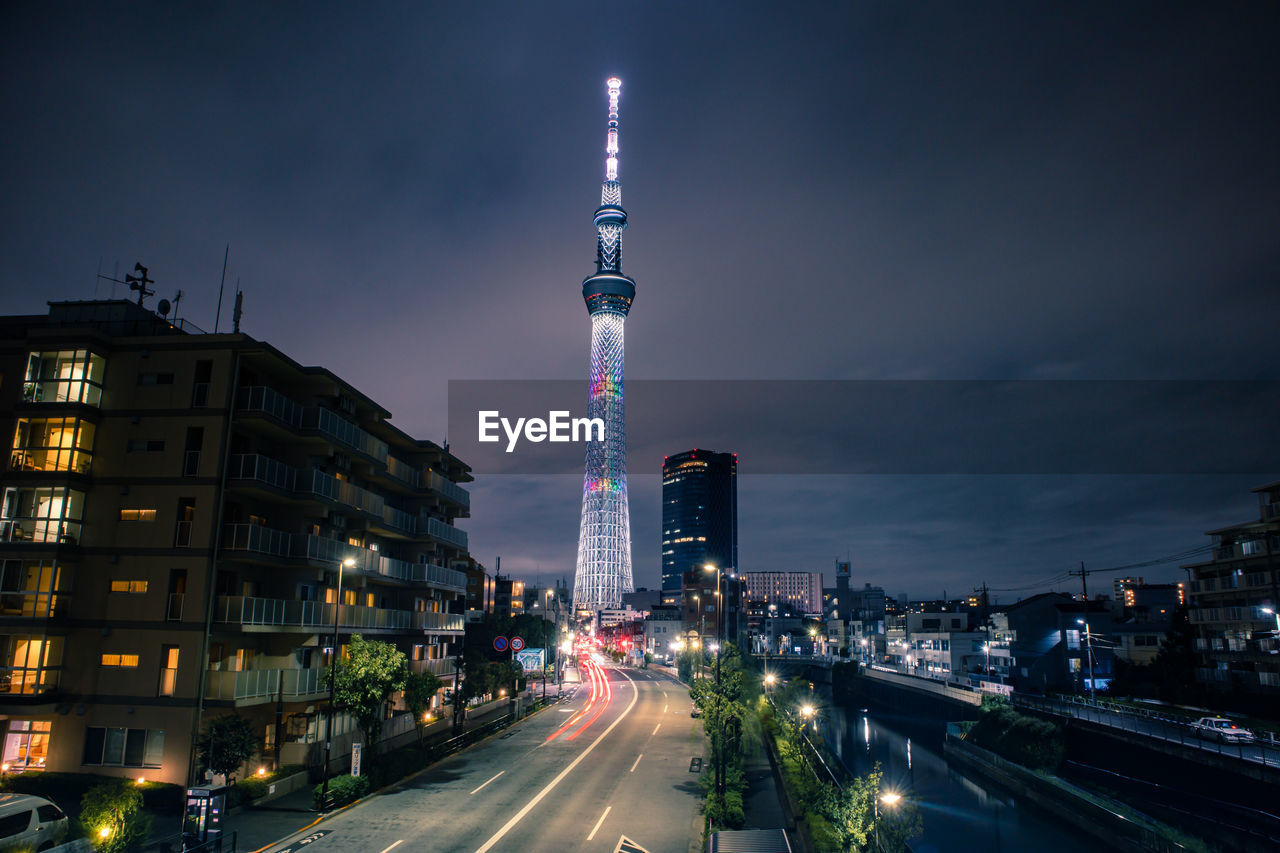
{"left": 232, "top": 282, "right": 243, "bottom": 333}
{"left": 97, "top": 261, "right": 126, "bottom": 298}
{"left": 214, "top": 244, "right": 229, "bottom": 333}
{"left": 171, "top": 289, "right": 184, "bottom": 323}
{"left": 125, "top": 262, "right": 154, "bottom": 307}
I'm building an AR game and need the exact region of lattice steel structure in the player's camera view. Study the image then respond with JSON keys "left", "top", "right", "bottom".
{"left": 574, "top": 77, "right": 635, "bottom": 611}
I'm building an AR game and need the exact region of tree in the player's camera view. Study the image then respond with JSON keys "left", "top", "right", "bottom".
{"left": 80, "top": 781, "right": 151, "bottom": 853}
{"left": 333, "top": 634, "right": 408, "bottom": 752}
{"left": 820, "top": 764, "right": 881, "bottom": 852}
{"left": 404, "top": 669, "right": 443, "bottom": 744}
{"left": 196, "top": 714, "right": 258, "bottom": 782}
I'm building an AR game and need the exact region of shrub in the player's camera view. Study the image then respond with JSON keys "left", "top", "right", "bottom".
{"left": 312, "top": 773, "right": 370, "bottom": 810}
{"left": 969, "top": 695, "right": 1064, "bottom": 771}
{"left": 79, "top": 781, "right": 151, "bottom": 853}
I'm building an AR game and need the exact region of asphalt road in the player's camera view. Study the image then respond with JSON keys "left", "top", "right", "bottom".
{"left": 265, "top": 660, "right": 704, "bottom": 853}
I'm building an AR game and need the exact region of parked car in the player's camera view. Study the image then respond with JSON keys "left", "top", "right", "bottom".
{"left": 691, "top": 702, "right": 702, "bottom": 718}
{"left": 1191, "top": 716, "right": 1256, "bottom": 744}
{"left": 0, "top": 793, "right": 69, "bottom": 852}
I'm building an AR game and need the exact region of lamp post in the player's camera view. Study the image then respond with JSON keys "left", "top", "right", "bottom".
{"left": 875, "top": 791, "right": 901, "bottom": 852}
{"left": 541, "top": 589, "right": 553, "bottom": 701}
{"left": 320, "top": 556, "right": 356, "bottom": 811}
{"left": 1076, "top": 617, "right": 1097, "bottom": 704}
{"left": 704, "top": 563, "right": 725, "bottom": 795}
{"left": 1262, "top": 607, "right": 1280, "bottom": 635}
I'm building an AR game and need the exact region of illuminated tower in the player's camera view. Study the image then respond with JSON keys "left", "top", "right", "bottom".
{"left": 574, "top": 77, "right": 635, "bottom": 611}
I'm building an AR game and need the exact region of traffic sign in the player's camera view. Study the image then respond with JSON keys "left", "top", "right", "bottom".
{"left": 493, "top": 636, "right": 509, "bottom": 652}
{"left": 510, "top": 636, "right": 525, "bottom": 652}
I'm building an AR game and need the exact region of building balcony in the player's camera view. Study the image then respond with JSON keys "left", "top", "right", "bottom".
{"left": 236, "top": 386, "right": 304, "bottom": 428}
{"left": 227, "top": 453, "right": 298, "bottom": 492}
{"left": 384, "top": 455, "right": 420, "bottom": 489}
{"left": 425, "top": 517, "right": 468, "bottom": 551}
{"left": 410, "top": 658, "right": 455, "bottom": 677}
{"left": 294, "top": 536, "right": 466, "bottom": 592}
{"left": 306, "top": 407, "right": 389, "bottom": 464}
{"left": 425, "top": 471, "right": 470, "bottom": 510}
{"left": 204, "top": 668, "right": 326, "bottom": 703}
{"left": 215, "top": 595, "right": 461, "bottom": 634}
{"left": 0, "top": 518, "right": 81, "bottom": 545}
{"left": 8, "top": 448, "right": 93, "bottom": 476}
{"left": 221, "top": 523, "right": 292, "bottom": 558}
{"left": 0, "top": 666, "right": 60, "bottom": 696}
{"left": 308, "top": 469, "right": 385, "bottom": 517}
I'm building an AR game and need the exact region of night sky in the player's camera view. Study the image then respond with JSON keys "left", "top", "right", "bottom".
{"left": 3, "top": 3, "right": 1276, "bottom": 599}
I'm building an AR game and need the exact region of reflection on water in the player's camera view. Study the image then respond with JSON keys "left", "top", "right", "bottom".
{"left": 824, "top": 703, "right": 1088, "bottom": 853}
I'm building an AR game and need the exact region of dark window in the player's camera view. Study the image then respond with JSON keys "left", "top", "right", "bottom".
{"left": 82, "top": 726, "right": 105, "bottom": 764}
{"left": 82, "top": 727, "right": 163, "bottom": 767}
{"left": 137, "top": 372, "right": 175, "bottom": 386}
{"left": 126, "top": 439, "right": 165, "bottom": 452}
{"left": 36, "top": 804, "right": 64, "bottom": 822}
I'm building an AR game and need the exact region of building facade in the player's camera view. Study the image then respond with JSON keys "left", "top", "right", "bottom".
{"left": 0, "top": 300, "right": 471, "bottom": 782}
{"left": 661, "top": 449, "right": 737, "bottom": 593}
{"left": 739, "top": 571, "right": 824, "bottom": 617}
{"left": 1183, "top": 481, "right": 1280, "bottom": 694}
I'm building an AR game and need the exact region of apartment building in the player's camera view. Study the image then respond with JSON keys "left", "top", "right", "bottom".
{"left": 739, "top": 571, "right": 823, "bottom": 616}
{"left": 0, "top": 300, "right": 471, "bottom": 783}
{"left": 1183, "top": 481, "right": 1280, "bottom": 694}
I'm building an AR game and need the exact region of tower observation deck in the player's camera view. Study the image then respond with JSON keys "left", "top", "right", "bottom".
{"left": 574, "top": 77, "right": 635, "bottom": 611}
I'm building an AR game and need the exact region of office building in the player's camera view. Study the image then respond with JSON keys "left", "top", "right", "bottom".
{"left": 661, "top": 449, "right": 737, "bottom": 593}
{"left": 739, "top": 571, "right": 823, "bottom": 616}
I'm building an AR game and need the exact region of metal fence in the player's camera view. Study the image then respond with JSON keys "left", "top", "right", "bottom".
{"left": 1013, "top": 693, "right": 1280, "bottom": 768}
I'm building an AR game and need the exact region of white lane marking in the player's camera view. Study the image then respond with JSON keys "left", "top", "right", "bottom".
{"left": 378, "top": 842, "right": 404, "bottom": 853}
{"left": 652, "top": 723, "right": 661, "bottom": 736}
{"left": 629, "top": 753, "right": 643, "bottom": 773}
{"left": 587, "top": 805, "right": 612, "bottom": 841}
{"left": 663, "top": 704, "right": 668, "bottom": 713}
{"left": 559, "top": 708, "right": 575, "bottom": 712}
{"left": 470, "top": 771, "right": 504, "bottom": 795}
{"left": 663, "top": 691, "right": 667, "bottom": 698}
{"left": 473, "top": 670, "right": 640, "bottom": 853}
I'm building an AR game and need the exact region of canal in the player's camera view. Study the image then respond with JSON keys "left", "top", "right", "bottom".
{"left": 820, "top": 700, "right": 1098, "bottom": 852}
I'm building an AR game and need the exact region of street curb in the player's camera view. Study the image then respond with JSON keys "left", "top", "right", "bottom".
{"left": 246, "top": 697, "right": 564, "bottom": 853}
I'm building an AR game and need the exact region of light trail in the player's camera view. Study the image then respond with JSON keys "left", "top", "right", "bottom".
{"left": 545, "top": 659, "right": 599, "bottom": 742}
{"left": 566, "top": 662, "right": 612, "bottom": 741}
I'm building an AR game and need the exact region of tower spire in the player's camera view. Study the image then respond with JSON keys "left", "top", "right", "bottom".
{"left": 575, "top": 77, "right": 636, "bottom": 612}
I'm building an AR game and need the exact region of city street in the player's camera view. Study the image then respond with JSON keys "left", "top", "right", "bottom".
{"left": 261, "top": 662, "right": 703, "bottom": 853}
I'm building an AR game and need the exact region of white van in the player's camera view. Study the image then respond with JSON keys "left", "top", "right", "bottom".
{"left": 0, "top": 794, "right": 69, "bottom": 852}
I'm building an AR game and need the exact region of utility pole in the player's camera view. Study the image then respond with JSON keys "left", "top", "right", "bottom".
{"left": 1070, "top": 562, "right": 1098, "bottom": 704}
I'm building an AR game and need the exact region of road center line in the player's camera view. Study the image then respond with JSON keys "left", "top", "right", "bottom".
{"left": 586, "top": 805, "right": 612, "bottom": 841}
{"left": 469, "top": 771, "right": 504, "bottom": 795}
{"left": 473, "top": 670, "right": 639, "bottom": 853}
{"left": 629, "top": 753, "right": 643, "bottom": 772}
{"left": 663, "top": 704, "right": 668, "bottom": 713}
{"left": 378, "top": 842, "right": 404, "bottom": 853}
{"left": 652, "top": 723, "right": 661, "bottom": 736}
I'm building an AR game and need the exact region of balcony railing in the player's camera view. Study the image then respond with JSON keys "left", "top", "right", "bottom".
{"left": 425, "top": 471, "right": 470, "bottom": 509}
{"left": 385, "top": 455, "right": 420, "bottom": 488}
{"left": 0, "top": 518, "right": 81, "bottom": 545}
{"left": 236, "top": 386, "right": 304, "bottom": 427}
{"left": 228, "top": 453, "right": 299, "bottom": 491}
{"left": 215, "top": 595, "right": 457, "bottom": 632}
{"left": 204, "top": 668, "right": 326, "bottom": 701}
{"left": 380, "top": 505, "right": 416, "bottom": 534}
{"left": 306, "top": 408, "right": 389, "bottom": 463}
{"left": 9, "top": 448, "right": 92, "bottom": 475}
{"left": 410, "top": 658, "right": 455, "bottom": 677}
{"left": 23, "top": 379, "right": 102, "bottom": 407}
{"left": 0, "top": 666, "right": 60, "bottom": 695}
{"left": 296, "top": 535, "right": 380, "bottom": 574}
{"left": 309, "top": 470, "right": 385, "bottom": 516}
{"left": 221, "top": 523, "right": 292, "bottom": 558}
{"left": 426, "top": 517, "right": 468, "bottom": 550}
{"left": 416, "top": 562, "right": 467, "bottom": 591}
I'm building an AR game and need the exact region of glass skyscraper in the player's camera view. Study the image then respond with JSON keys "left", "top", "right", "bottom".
{"left": 661, "top": 449, "right": 737, "bottom": 592}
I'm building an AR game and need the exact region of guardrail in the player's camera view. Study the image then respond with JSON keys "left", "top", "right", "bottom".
{"left": 1013, "top": 694, "right": 1280, "bottom": 768}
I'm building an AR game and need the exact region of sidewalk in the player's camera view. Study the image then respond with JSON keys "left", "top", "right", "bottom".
{"left": 226, "top": 696, "right": 541, "bottom": 852}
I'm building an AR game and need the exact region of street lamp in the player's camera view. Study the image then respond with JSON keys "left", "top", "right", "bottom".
{"left": 1262, "top": 607, "right": 1280, "bottom": 635}
{"left": 321, "top": 556, "right": 356, "bottom": 811}
{"left": 1076, "top": 618, "right": 1097, "bottom": 704}
{"left": 875, "top": 791, "right": 902, "bottom": 852}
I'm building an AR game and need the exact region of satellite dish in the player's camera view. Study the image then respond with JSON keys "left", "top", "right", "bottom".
{"left": 157, "top": 299, "right": 171, "bottom": 316}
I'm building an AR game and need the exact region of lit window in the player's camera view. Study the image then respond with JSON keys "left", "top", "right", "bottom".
{"left": 110, "top": 580, "right": 148, "bottom": 594}
{"left": 119, "top": 509, "right": 157, "bottom": 522}
{"left": 101, "top": 653, "right": 140, "bottom": 667}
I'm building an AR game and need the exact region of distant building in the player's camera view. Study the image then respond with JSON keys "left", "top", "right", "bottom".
{"left": 1113, "top": 576, "right": 1145, "bottom": 607}
{"left": 1183, "top": 481, "right": 1280, "bottom": 694}
{"left": 643, "top": 605, "right": 682, "bottom": 657}
{"left": 904, "top": 612, "right": 983, "bottom": 680}
{"left": 740, "top": 571, "right": 823, "bottom": 616}
{"left": 661, "top": 449, "right": 737, "bottom": 592}
{"left": 680, "top": 569, "right": 743, "bottom": 651}
{"left": 493, "top": 575, "right": 525, "bottom": 618}
{"left": 622, "top": 588, "right": 662, "bottom": 615}
{"left": 463, "top": 558, "right": 494, "bottom": 621}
